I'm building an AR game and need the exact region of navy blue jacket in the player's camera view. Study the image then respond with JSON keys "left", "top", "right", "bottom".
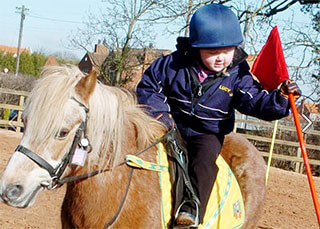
{"left": 137, "top": 38, "right": 290, "bottom": 138}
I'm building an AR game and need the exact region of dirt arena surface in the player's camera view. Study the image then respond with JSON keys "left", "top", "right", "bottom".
{"left": 0, "top": 129, "right": 319, "bottom": 228}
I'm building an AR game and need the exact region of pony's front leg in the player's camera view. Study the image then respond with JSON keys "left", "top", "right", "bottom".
{"left": 61, "top": 190, "right": 78, "bottom": 229}
{"left": 61, "top": 209, "right": 76, "bottom": 229}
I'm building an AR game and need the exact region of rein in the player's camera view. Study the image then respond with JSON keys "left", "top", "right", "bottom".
{"left": 58, "top": 129, "right": 173, "bottom": 185}
{"left": 58, "top": 128, "right": 172, "bottom": 229}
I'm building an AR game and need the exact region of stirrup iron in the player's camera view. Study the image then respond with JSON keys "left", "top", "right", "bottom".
{"left": 174, "top": 199, "right": 200, "bottom": 228}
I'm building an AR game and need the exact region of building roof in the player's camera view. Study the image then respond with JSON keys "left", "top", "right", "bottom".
{"left": 87, "top": 52, "right": 108, "bottom": 67}
{"left": 111, "top": 47, "right": 171, "bottom": 67}
{"left": 291, "top": 101, "right": 320, "bottom": 123}
{"left": 45, "top": 56, "right": 59, "bottom": 66}
{"left": 246, "top": 55, "right": 256, "bottom": 69}
{"left": 302, "top": 102, "right": 319, "bottom": 114}
{"left": 0, "top": 44, "right": 31, "bottom": 55}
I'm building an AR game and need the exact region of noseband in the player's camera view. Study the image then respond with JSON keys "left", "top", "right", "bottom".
{"left": 15, "top": 97, "right": 91, "bottom": 189}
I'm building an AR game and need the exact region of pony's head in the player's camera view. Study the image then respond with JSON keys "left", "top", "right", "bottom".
{"left": 0, "top": 66, "right": 97, "bottom": 207}
{"left": 0, "top": 65, "right": 165, "bottom": 208}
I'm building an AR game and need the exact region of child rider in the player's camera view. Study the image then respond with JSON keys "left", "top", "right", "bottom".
{"left": 136, "top": 3, "right": 301, "bottom": 227}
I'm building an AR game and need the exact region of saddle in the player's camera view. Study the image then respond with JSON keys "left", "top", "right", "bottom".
{"left": 125, "top": 129, "right": 245, "bottom": 228}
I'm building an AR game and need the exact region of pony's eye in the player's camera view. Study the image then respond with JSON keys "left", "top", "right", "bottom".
{"left": 56, "top": 128, "right": 70, "bottom": 140}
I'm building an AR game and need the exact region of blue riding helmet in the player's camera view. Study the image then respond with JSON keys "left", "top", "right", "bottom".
{"left": 189, "top": 3, "right": 243, "bottom": 48}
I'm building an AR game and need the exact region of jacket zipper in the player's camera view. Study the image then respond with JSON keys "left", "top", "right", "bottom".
{"left": 197, "top": 84, "right": 203, "bottom": 97}
{"left": 191, "top": 83, "right": 202, "bottom": 116}
{"left": 189, "top": 67, "right": 222, "bottom": 116}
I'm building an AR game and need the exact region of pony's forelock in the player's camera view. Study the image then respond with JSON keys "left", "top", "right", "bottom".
{"left": 23, "top": 65, "right": 166, "bottom": 171}
{"left": 23, "top": 66, "right": 84, "bottom": 149}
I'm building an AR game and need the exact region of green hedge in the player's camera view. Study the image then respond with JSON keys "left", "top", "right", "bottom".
{"left": 0, "top": 51, "right": 76, "bottom": 77}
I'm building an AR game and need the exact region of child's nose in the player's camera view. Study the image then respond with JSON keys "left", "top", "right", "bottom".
{"left": 216, "top": 55, "right": 223, "bottom": 61}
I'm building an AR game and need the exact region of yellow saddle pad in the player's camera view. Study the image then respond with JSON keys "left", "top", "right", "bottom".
{"left": 125, "top": 143, "right": 245, "bottom": 229}
{"left": 157, "top": 143, "right": 245, "bottom": 229}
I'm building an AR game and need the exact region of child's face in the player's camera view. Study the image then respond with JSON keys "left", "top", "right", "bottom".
{"left": 199, "top": 47, "right": 235, "bottom": 72}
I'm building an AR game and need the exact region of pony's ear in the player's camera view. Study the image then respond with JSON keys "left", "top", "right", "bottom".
{"left": 75, "top": 70, "right": 97, "bottom": 104}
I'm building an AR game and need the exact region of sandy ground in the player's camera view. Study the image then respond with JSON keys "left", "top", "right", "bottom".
{"left": 0, "top": 129, "right": 319, "bottom": 229}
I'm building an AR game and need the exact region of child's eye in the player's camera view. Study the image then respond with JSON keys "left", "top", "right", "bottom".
{"left": 208, "top": 50, "right": 219, "bottom": 55}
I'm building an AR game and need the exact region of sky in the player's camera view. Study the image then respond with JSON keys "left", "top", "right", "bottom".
{"left": 0, "top": 1, "right": 313, "bottom": 59}
{"left": 0, "top": 1, "right": 317, "bottom": 99}
{"left": 0, "top": 0, "right": 177, "bottom": 60}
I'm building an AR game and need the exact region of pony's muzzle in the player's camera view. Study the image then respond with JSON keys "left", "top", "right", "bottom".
{"left": 1, "top": 183, "right": 23, "bottom": 203}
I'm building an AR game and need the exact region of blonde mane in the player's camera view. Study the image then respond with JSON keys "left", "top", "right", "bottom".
{"left": 23, "top": 65, "right": 166, "bottom": 169}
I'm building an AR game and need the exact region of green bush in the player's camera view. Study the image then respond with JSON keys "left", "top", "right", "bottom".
{"left": 0, "top": 52, "right": 16, "bottom": 73}
{"left": 0, "top": 51, "right": 77, "bottom": 77}
{"left": 19, "top": 52, "right": 35, "bottom": 76}
{"left": 32, "top": 53, "right": 46, "bottom": 77}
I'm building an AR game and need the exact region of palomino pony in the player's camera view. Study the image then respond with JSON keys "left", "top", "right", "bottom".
{"left": 0, "top": 66, "right": 265, "bottom": 228}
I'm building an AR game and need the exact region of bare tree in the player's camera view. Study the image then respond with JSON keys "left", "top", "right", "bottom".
{"left": 70, "top": 0, "right": 174, "bottom": 86}
{"left": 298, "top": 2, "right": 320, "bottom": 103}
{"left": 69, "top": 0, "right": 319, "bottom": 96}
{"left": 159, "top": 0, "right": 320, "bottom": 102}
{"left": 233, "top": 1, "right": 320, "bottom": 103}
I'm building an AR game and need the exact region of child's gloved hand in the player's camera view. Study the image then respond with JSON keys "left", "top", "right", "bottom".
{"left": 155, "top": 113, "right": 176, "bottom": 130}
{"left": 280, "top": 79, "right": 302, "bottom": 100}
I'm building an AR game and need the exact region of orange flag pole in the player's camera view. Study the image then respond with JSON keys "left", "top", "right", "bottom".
{"left": 251, "top": 26, "right": 320, "bottom": 224}
{"left": 289, "top": 93, "right": 320, "bottom": 226}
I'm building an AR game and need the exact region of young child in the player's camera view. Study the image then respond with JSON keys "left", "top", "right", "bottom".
{"left": 136, "top": 3, "right": 301, "bottom": 226}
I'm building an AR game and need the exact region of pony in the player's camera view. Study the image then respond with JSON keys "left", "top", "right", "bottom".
{"left": 0, "top": 66, "right": 265, "bottom": 228}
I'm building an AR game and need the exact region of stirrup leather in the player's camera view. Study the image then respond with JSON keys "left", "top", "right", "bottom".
{"left": 164, "top": 128, "right": 200, "bottom": 228}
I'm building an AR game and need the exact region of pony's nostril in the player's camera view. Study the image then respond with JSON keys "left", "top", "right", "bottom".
{"left": 5, "top": 184, "right": 23, "bottom": 201}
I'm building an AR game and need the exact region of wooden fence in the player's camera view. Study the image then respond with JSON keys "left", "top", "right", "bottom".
{"left": 0, "top": 88, "right": 319, "bottom": 174}
{"left": 234, "top": 117, "right": 320, "bottom": 173}
{"left": 0, "top": 88, "right": 29, "bottom": 132}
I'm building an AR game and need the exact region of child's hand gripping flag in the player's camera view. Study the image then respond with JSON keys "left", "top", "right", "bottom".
{"left": 252, "top": 26, "right": 319, "bottom": 225}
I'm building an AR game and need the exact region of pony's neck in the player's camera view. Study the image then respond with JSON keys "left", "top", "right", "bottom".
{"left": 82, "top": 83, "right": 166, "bottom": 171}
{"left": 62, "top": 83, "right": 165, "bottom": 228}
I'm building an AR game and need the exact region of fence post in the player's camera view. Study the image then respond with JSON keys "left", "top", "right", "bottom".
{"left": 266, "top": 120, "right": 279, "bottom": 184}
{"left": 16, "top": 95, "right": 25, "bottom": 133}
{"left": 233, "top": 122, "right": 237, "bottom": 133}
{"left": 296, "top": 147, "right": 302, "bottom": 173}
{"left": 295, "top": 133, "right": 308, "bottom": 174}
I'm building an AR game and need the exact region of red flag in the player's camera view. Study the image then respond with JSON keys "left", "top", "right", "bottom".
{"left": 251, "top": 26, "right": 289, "bottom": 90}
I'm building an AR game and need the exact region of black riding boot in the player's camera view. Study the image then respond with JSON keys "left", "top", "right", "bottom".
{"left": 179, "top": 134, "right": 224, "bottom": 224}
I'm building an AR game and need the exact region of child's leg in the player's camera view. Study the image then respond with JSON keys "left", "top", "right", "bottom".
{"left": 186, "top": 134, "right": 224, "bottom": 223}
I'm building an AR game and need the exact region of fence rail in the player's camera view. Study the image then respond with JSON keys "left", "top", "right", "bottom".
{"left": 0, "top": 88, "right": 29, "bottom": 132}
{"left": 234, "top": 117, "right": 320, "bottom": 173}
{"left": 0, "top": 87, "right": 319, "bottom": 174}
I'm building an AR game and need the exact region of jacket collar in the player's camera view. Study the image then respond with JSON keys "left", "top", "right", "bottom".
{"left": 228, "top": 46, "right": 248, "bottom": 69}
